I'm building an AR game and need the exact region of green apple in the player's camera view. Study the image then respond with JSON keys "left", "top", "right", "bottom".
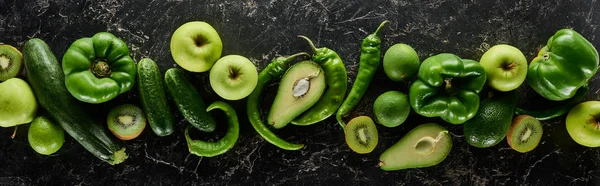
{"left": 170, "top": 21, "right": 223, "bottom": 72}
{"left": 209, "top": 55, "right": 258, "bottom": 100}
{"left": 566, "top": 101, "right": 600, "bottom": 147}
{"left": 0, "top": 78, "right": 38, "bottom": 127}
{"left": 479, "top": 44, "right": 527, "bottom": 91}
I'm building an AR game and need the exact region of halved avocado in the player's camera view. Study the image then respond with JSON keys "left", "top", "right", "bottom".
{"left": 379, "top": 123, "right": 452, "bottom": 171}
{"left": 268, "top": 61, "right": 326, "bottom": 129}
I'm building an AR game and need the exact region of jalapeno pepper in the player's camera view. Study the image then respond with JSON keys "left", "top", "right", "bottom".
{"left": 292, "top": 36, "right": 348, "bottom": 126}
{"left": 185, "top": 101, "right": 238, "bottom": 157}
{"left": 247, "top": 53, "right": 308, "bottom": 150}
{"left": 62, "top": 32, "right": 137, "bottom": 104}
{"left": 336, "top": 21, "right": 388, "bottom": 131}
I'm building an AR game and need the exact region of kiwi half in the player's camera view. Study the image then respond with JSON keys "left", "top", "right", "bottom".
{"left": 107, "top": 104, "right": 146, "bottom": 140}
{"left": 507, "top": 115, "right": 543, "bottom": 153}
{"left": 0, "top": 44, "right": 23, "bottom": 81}
{"left": 345, "top": 116, "right": 378, "bottom": 154}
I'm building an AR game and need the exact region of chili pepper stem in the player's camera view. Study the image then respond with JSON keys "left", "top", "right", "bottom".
{"left": 298, "top": 35, "right": 318, "bottom": 53}
{"left": 286, "top": 52, "right": 310, "bottom": 60}
{"left": 374, "top": 20, "right": 390, "bottom": 36}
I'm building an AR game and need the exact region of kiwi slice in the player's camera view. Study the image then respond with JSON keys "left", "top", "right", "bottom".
{"left": 507, "top": 115, "right": 543, "bottom": 153}
{"left": 345, "top": 116, "right": 378, "bottom": 154}
{"left": 107, "top": 104, "right": 146, "bottom": 140}
{"left": 0, "top": 44, "right": 23, "bottom": 81}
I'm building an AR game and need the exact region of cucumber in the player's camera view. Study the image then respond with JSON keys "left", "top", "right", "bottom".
{"left": 137, "top": 58, "right": 174, "bottom": 136}
{"left": 164, "top": 68, "right": 216, "bottom": 132}
{"left": 23, "top": 38, "right": 127, "bottom": 165}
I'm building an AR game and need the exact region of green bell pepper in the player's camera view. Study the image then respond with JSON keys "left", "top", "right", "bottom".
{"left": 527, "top": 29, "right": 599, "bottom": 101}
{"left": 409, "top": 53, "right": 487, "bottom": 124}
{"left": 62, "top": 32, "right": 137, "bottom": 103}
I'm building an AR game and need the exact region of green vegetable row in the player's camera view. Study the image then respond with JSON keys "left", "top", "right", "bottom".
{"left": 1, "top": 19, "right": 599, "bottom": 173}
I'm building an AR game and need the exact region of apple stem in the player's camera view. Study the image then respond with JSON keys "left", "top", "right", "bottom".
{"left": 298, "top": 35, "right": 318, "bottom": 53}
{"left": 373, "top": 20, "right": 390, "bottom": 36}
{"left": 228, "top": 66, "right": 241, "bottom": 80}
{"left": 504, "top": 61, "right": 518, "bottom": 70}
{"left": 10, "top": 126, "right": 17, "bottom": 139}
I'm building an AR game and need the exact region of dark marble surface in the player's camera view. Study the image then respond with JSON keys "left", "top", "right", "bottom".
{"left": 2, "top": 0, "right": 600, "bottom": 185}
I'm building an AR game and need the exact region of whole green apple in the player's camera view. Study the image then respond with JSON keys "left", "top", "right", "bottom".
{"left": 170, "top": 21, "right": 223, "bottom": 72}
{"left": 479, "top": 44, "right": 527, "bottom": 92}
{"left": 209, "top": 55, "right": 258, "bottom": 100}
{"left": 566, "top": 101, "right": 600, "bottom": 147}
{"left": 0, "top": 78, "right": 38, "bottom": 127}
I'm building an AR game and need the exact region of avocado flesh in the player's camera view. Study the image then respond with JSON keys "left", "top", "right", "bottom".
{"left": 379, "top": 123, "right": 452, "bottom": 171}
{"left": 268, "top": 61, "right": 326, "bottom": 129}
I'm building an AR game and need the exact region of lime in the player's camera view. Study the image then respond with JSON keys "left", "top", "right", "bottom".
{"left": 28, "top": 116, "right": 64, "bottom": 155}
{"left": 383, "top": 44, "right": 420, "bottom": 82}
{"left": 373, "top": 91, "right": 410, "bottom": 127}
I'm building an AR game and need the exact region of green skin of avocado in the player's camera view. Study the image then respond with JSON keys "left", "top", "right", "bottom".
{"left": 464, "top": 90, "right": 519, "bottom": 148}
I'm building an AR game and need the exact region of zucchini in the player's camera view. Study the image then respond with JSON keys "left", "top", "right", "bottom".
{"left": 23, "top": 38, "right": 127, "bottom": 165}
{"left": 137, "top": 58, "right": 174, "bottom": 136}
{"left": 164, "top": 68, "right": 216, "bottom": 132}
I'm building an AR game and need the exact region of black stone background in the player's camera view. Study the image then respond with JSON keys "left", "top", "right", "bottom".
{"left": 2, "top": 0, "right": 600, "bottom": 185}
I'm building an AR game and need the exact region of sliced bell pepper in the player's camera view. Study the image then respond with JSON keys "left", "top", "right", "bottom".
{"left": 527, "top": 29, "right": 599, "bottom": 101}
{"left": 62, "top": 32, "right": 137, "bottom": 103}
{"left": 409, "top": 53, "right": 487, "bottom": 124}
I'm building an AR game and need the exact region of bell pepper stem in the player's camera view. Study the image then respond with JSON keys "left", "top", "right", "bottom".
{"left": 91, "top": 60, "right": 111, "bottom": 78}
{"left": 444, "top": 78, "right": 458, "bottom": 95}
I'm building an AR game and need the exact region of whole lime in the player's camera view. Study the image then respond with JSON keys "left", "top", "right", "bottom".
{"left": 28, "top": 116, "right": 64, "bottom": 155}
{"left": 373, "top": 91, "right": 410, "bottom": 127}
{"left": 383, "top": 44, "right": 420, "bottom": 82}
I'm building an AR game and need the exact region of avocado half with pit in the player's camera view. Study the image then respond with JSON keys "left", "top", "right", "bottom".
{"left": 268, "top": 61, "right": 326, "bottom": 129}
{"left": 379, "top": 123, "right": 452, "bottom": 171}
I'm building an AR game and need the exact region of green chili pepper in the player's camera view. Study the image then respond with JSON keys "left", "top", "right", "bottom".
{"left": 291, "top": 36, "right": 348, "bottom": 126}
{"left": 185, "top": 101, "right": 238, "bottom": 157}
{"left": 336, "top": 21, "right": 388, "bottom": 131}
{"left": 246, "top": 53, "right": 308, "bottom": 150}
{"left": 515, "top": 85, "right": 589, "bottom": 120}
